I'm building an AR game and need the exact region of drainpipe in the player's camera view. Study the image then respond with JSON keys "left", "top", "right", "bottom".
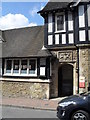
{"left": 77, "top": 46, "right": 79, "bottom": 94}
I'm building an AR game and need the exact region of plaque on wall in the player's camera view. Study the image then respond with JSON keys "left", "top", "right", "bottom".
{"left": 57, "top": 51, "right": 73, "bottom": 62}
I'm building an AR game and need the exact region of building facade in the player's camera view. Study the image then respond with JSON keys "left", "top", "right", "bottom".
{"left": 1, "top": 1, "right": 90, "bottom": 99}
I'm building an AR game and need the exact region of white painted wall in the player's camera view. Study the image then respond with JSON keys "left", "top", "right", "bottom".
{"left": 87, "top": 4, "right": 90, "bottom": 26}
{"left": 62, "top": 34, "right": 66, "bottom": 44}
{"left": 69, "top": 33, "right": 74, "bottom": 44}
{"left": 48, "top": 35, "right": 53, "bottom": 45}
{"left": 88, "top": 30, "right": 90, "bottom": 41}
{"left": 55, "top": 34, "right": 59, "bottom": 44}
{"left": 79, "top": 30, "right": 85, "bottom": 41}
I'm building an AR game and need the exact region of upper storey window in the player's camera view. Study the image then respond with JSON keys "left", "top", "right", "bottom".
{"left": 55, "top": 13, "right": 65, "bottom": 32}
{"left": 57, "top": 15, "right": 64, "bottom": 30}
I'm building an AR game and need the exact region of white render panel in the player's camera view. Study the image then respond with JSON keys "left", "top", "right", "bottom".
{"left": 40, "top": 67, "right": 45, "bottom": 76}
{"left": 87, "top": 5, "right": 90, "bottom": 26}
{"left": 69, "top": 33, "right": 74, "bottom": 44}
{"left": 55, "top": 34, "right": 59, "bottom": 44}
{"left": 88, "top": 30, "right": 90, "bottom": 41}
{"left": 79, "top": 30, "right": 85, "bottom": 41}
{"left": 48, "top": 35, "right": 53, "bottom": 45}
{"left": 62, "top": 34, "right": 66, "bottom": 44}
{"left": 48, "top": 14, "right": 53, "bottom": 33}
{"left": 68, "top": 13, "right": 73, "bottom": 31}
{"left": 78, "top": 5, "right": 85, "bottom": 28}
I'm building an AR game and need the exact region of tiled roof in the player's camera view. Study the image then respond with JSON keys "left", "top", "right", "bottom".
{"left": 38, "top": 0, "right": 90, "bottom": 14}
{"left": 2, "top": 26, "right": 52, "bottom": 58}
{"left": 38, "top": 2, "right": 70, "bottom": 13}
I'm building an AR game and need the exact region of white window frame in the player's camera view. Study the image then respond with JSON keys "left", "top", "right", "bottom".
{"left": 55, "top": 12, "right": 66, "bottom": 33}
{"left": 4, "top": 58, "right": 37, "bottom": 77}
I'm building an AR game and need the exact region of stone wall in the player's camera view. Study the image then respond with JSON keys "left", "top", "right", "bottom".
{"left": 2, "top": 81, "right": 50, "bottom": 99}
{"left": 79, "top": 47, "right": 90, "bottom": 93}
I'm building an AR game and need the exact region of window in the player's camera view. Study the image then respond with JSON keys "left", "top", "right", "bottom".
{"left": 6, "top": 60, "right": 12, "bottom": 73}
{"left": 4, "top": 59, "right": 37, "bottom": 76}
{"left": 40, "top": 58, "right": 46, "bottom": 76}
{"left": 68, "top": 12, "right": 73, "bottom": 31}
{"left": 21, "top": 60, "right": 27, "bottom": 74}
{"left": 13, "top": 60, "right": 19, "bottom": 73}
{"left": 48, "top": 14, "right": 53, "bottom": 33}
{"left": 55, "top": 13, "right": 65, "bottom": 32}
{"left": 57, "top": 15, "right": 64, "bottom": 31}
{"left": 78, "top": 5, "right": 85, "bottom": 28}
{"left": 29, "top": 60, "right": 36, "bottom": 74}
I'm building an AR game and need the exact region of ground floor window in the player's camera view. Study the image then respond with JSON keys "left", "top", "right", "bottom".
{"left": 29, "top": 60, "right": 36, "bottom": 74}
{"left": 13, "top": 60, "right": 19, "bottom": 73}
{"left": 4, "top": 59, "right": 37, "bottom": 76}
{"left": 6, "top": 60, "right": 12, "bottom": 73}
{"left": 21, "top": 60, "right": 27, "bottom": 74}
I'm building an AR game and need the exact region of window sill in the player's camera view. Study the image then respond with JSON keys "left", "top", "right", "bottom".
{"left": 3, "top": 74, "right": 37, "bottom": 77}
{"left": 1, "top": 77, "right": 51, "bottom": 83}
{"left": 54, "top": 30, "right": 66, "bottom": 33}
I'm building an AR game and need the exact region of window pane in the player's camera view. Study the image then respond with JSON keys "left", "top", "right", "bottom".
{"left": 57, "top": 15, "right": 64, "bottom": 31}
{"left": 6, "top": 60, "right": 12, "bottom": 73}
{"left": 21, "top": 60, "right": 27, "bottom": 74}
{"left": 13, "top": 60, "right": 19, "bottom": 73}
{"left": 29, "top": 60, "right": 36, "bottom": 74}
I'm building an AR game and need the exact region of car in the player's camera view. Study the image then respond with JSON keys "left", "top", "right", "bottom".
{"left": 57, "top": 91, "right": 90, "bottom": 120}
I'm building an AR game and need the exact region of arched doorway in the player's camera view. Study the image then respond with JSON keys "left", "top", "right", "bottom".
{"left": 58, "top": 64, "right": 73, "bottom": 97}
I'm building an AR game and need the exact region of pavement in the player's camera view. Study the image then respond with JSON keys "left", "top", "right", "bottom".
{"left": 0, "top": 97, "right": 66, "bottom": 111}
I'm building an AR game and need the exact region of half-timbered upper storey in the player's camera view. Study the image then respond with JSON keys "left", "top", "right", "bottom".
{"left": 38, "top": 0, "right": 90, "bottom": 48}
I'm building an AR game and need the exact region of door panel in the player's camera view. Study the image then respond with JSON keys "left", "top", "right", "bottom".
{"left": 58, "top": 64, "right": 73, "bottom": 97}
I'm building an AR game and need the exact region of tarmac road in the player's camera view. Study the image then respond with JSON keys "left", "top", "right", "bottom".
{"left": 2, "top": 106, "right": 59, "bottom": 119}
